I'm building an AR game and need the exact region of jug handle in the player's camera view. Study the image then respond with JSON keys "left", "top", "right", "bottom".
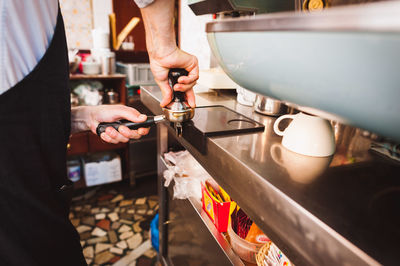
{"left": 273, "top": 114, "right": 296, "bottom": 136}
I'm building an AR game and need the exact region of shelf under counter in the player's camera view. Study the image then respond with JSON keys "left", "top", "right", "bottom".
{"left": 158, "top": 155, "right": 244, "bottom": 266}
{"left": 144, "top": 85, "right": 400, "bottom": 266}
{"left": 69, "top": 73, "right": 126, "bottom": 80}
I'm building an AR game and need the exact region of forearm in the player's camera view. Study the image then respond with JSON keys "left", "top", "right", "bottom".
{"left": 71, "top": 106, "right": 91, "bottom": 134}
{"left": 140, "top": 0, "right": 177, "bottom": 59}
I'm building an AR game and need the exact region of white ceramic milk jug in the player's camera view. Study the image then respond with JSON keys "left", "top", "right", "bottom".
{"left": 273, "top": 113, "right": 335, "bottom": 157}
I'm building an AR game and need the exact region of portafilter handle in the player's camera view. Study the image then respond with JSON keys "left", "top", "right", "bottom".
{"left": 168, "top": 68, "right": 188, "bottom": 103}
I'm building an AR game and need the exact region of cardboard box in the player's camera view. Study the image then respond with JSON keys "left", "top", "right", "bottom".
{"left": 84, "top": 154, "right": 122, "bottom": 186}
{"left": 201, "top": 182, "right": 236, "bottom": 232}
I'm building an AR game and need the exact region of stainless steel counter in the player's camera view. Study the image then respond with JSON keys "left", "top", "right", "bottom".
{"left": 141, "top": 86, "right": 400, "bottom": 266}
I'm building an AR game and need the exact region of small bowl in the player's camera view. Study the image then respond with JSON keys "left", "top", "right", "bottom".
{"left": 227, "top": 222, "right": 263, "bottom": 263}
{"left": 82, "top": 61, "right": 101, "bottom": 75}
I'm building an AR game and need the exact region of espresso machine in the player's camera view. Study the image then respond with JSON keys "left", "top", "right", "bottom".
{"left": 139, "top": 1, "right": 400, "bottom": 265}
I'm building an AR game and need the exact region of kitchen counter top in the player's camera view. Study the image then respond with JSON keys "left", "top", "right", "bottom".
{"left": 141, "top": 86, "right": 400, "bottom": 266}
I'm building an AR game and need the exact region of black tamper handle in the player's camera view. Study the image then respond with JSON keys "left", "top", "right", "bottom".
{"left": 96, "top": 116, "right": 156, "bottom": 136}
{"left": 168, "top": 68, "right": 188, "bottom": 102}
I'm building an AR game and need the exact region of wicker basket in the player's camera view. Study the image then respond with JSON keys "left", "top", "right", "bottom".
{"left": 256, "top": 241, "right": 272, "bottom": 266}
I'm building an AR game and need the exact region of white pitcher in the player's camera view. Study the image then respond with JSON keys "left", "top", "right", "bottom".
{"left": 273, "top": 113, "right": 336, "bottom": 157}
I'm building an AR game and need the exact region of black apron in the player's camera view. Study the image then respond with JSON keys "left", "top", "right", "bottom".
{"left": 0, "top": 8, "right": 86, "bottom": 266}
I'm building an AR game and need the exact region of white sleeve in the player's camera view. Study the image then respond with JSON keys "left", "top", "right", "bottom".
{"left": 133, "top": 0, "right": 155, "bottom": 8}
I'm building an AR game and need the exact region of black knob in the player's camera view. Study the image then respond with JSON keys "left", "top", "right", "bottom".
{"left": 168, "top": 68, "right": 188, "bottom": 102}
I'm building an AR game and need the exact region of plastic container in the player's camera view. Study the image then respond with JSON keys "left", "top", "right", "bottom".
{"left": 67, "top": 157, "right": 82, "bottom": 182}
{"left": 116, "top": 63, "right": 155, "bottom": 85}
{"left": 228, "top": 221, "right": 263, "bottom": 263}
{"left": 150, "top": 214, "right": 159, "bottom": 252}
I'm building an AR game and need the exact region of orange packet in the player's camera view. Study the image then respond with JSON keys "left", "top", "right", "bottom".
{"left": 245, "top": 222, "right": 270, "bottom": 244}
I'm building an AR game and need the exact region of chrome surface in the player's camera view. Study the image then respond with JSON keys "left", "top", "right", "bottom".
{"left": 162, "top": 107, "right": 194, "bottom": 124}
{"left": 143, "top": 86, "right": 400, "bottom": 265}
{"left": 254, "top": 95, "right": 289, "bottom": 116}
{"left": 163, "top": 94, "right": 195, "bottom": 124}
{"left": 206, "top": 1, "right": 400, "bottom": 32}
{"left": 154, "top": 115, "right": 166, "bottom": 123}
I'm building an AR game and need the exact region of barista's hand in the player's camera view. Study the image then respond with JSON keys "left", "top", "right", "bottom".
{"left": 150, "top": 48, "right": 198, "bottom": 108}
{"left": 71, "top": 105, "right": 150, "bottom": 143}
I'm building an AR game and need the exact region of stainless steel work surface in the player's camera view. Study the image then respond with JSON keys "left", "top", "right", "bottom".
{"left": 142, "top": 86, "right": 400, "bottom": 266}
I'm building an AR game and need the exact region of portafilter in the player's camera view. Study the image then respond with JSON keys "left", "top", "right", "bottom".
{"left": 96, "top": 68, "right": 194, "bottom": 137}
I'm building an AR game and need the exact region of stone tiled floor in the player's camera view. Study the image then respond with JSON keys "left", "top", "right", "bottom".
{"left": 69, "top": 178, "right": 159, "bottom": 266}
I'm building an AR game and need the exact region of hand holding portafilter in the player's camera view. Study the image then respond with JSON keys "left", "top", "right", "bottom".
{"left": 95, "top": 69, "right": 194, "bottom": 138}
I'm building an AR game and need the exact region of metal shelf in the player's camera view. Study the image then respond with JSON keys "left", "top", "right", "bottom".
{"left": 69, "top": 73, "right": 126, "bottom": 80}
{"left": 158, "top": 156, "right": 244, "bottom": 265}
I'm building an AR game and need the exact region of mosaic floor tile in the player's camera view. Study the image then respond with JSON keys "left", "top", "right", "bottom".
{"left": 110, "top": 247, "right": 124, "bottom": 255}
{"left": 148, "top": 200, "right": 158, "bottom": 209}
{"left": 77, "top": 225, "right": 91, "bottom": 234}
{"left": 80, "top": 231, "right": 92, "bottom": 241}
{"left": 118, "top": 224, "right": 132, "bottom": 233}
{"left": 91, "top": 207, "right": 100, "bottom": 214}
{"left": 120, "top": 219, "right": 134, "bottom": 225}
{"left": 111, "top": 221, "right": 121, "bottom": 230}
{"left": 120, "top": 231, "right": 134, "bottom": 240}
{"left": 108, "top": 212, "right": 119, "bottom": 222}
{"left": 133, "top": 221, "right": 142, "bottom": 233}
{"left": 70, "top": 180, "right": 159, "bottom": 266}
{"left": 134, "top": 215, "right": 143, "bottom": 221}
{"left": 116, "top": 240, "right": 128, "bottom": 250}
{"left": 86, "top": 236, "right": 108, "bottom": 245}
{"left": 135, "top": 197, "right": 146, "bottom": 205}
{"left": 143, "top": 249, "right": 157, "bottom": 259}
{"left": 109, "top": 256, "right": 121, "bottom": 264}
{"left": 108, "top": 230, "right": 118, "bottom": 244}
{"left": 111, "top": 194, "right": 124, "bottom": 203}
{"left": 83, "top": 246, "right": 94, "bottom": 259}
{"left": 94, "top": 250, "right": 114, "bottom": 265}
{"left": 119, "top": 199, "right": 134, "bottom": 207}
{"left": 126, "top": 233, "right": 143, "bottom": 250}
{"left": 96, "top": 219, "right": 110, "bottom": 231}
{"left": 95, "top": 213, "right": 106, "bottom": 220}
{"left": 100, "top": 208, "right": 110, "bottom": 213}
{"left": 120, "top": 213, "right": 133, "bottom": 220}
{"left": 136, "top": 209, "right": 146, "bottom": 215}
{"left": 95, "top": 243, "right": 112, "bottom": 254}
{"left": 92, "top": 227, "right": 107, "bottom": 237}
{"left": 82, "top": 216, "right": 96, "bottom": 226}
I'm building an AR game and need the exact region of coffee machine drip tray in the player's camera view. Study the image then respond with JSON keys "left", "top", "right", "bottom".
{"left": 179, "top": 105, "right": 264, "bottom": 154}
